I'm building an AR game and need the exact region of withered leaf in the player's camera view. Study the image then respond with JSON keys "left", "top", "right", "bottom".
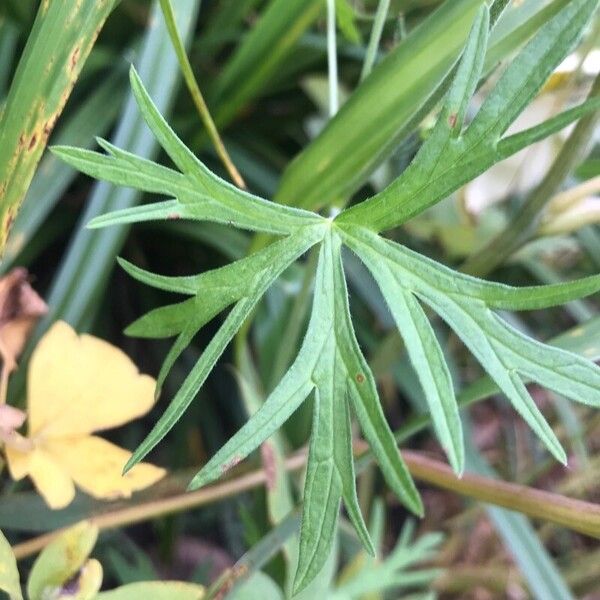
{"left": 0, "top": 267, "right": 47, "bottom": 374}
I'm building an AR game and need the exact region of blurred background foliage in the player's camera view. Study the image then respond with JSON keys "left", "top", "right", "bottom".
{"left": 0, "top": 0, "right": 599, "bottom": 598}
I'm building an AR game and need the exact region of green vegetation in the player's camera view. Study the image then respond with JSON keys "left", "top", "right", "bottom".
{"left": 0, "top": 0, "right": 599, "bottom": 598}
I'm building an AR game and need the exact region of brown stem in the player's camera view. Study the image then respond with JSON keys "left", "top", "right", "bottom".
{"left": 401, "top": 450, "right": 600, "bottom": 538}
{"left": 12, "top": 446, "right": 600, "bottom": 560}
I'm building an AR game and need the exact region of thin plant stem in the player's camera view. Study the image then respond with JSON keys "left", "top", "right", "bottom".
{"left": 461, "top": 72, "right": 600, "bottom": 277}
{"left": 360, "top": 0, "right": 390, "bottom": 82}
{"left": 12, "top": 453, "right": 306, "bottom": 560}
{"left": 205, "top": 511, "right": 302, "bottom": 600}
{"left": 0, "top": 365, "right": 8, "bottom": 405}
{"left": 12, "top": 443, "right": 600, "bottom": 560}
{"left": 158, "top": 0, "right": 246, "bottom": 189}
{"left": 327, "top": 0, "right": 339, "bottom": 117}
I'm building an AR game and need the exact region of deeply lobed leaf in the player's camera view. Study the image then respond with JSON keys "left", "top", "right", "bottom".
{"left": 52, "top": 70, "right": 324, "bottom": 237}
{"left": 337, "top": 0, "right": 600, "bottom": 231}
{"left": 52, "top": 0, "right": 600, "bottom": 591}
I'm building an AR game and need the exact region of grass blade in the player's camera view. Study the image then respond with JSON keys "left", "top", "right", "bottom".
{"left": 337, "top": 0, "right": 599, "bottom": 231}
{"left": 0, "top": 0, "right": 118, "bottom": 250}
{"left": 211, "top": 0, "right": 323, "bottom": 127}
{"left": 158, "top": 0, "right": 245, "bottom": 188}
{"left": 42, "top": 0, "right": 202, "bottom": 330}
{"left": 360, "top": 0, "right": 391, "bottom": 82}
{"left": 2, "top": 73, "right": 126, "bottom": 271}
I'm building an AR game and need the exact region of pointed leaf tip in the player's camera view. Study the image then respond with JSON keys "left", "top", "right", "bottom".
{"left": 188, "top": 468, "right": 214, "bottom": 491}
{"left": 129, "top": 64, "right": 141, "bottom": 86}
{"left": 122, "top": 455, "right": 137, "bottom": 475}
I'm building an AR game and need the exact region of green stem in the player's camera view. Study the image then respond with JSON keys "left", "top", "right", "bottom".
{"left": 360, "top": 0, "right": 390, "bottom": 82}
{"left": 158, "top": 0, "right": 246, "bottom": 189}
{"left": 461, "top": 72, "right": 600, "bottom": 277}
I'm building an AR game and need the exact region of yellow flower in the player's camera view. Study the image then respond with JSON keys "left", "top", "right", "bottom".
{"left": 4, "top": 321, "right": 165, "bottom": 509}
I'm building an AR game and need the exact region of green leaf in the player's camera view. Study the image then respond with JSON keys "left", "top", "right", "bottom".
{"left": 52, "top": 69, "right": 323, "bottom": 237}
{"left": 125, "top": 225, "right": 324, "bottom": 471}
{"left": 123, "top": 229, "right": 324, "bottom": 341}
{"left": 420, "top": 295, "right": 566, "bottom": 463}
{"left": 189, "top": 235, "right": 331, "bottom": 490}
{"left": 339, "top": 225, "right": 600, "bottom": 311}
{"left": 294, "top": 369, "right": 344, "bottom": 593}
{"left": 481, "top": 312, "right": 600, "bottom": 409}
{"left": 335, "top": 0, "right": 362, "bottom": 44}
{"left": 293, "top": 535, "right": 339, "bottom": 600}
{"left": 338, "top": 0, "right": 600, "bottom": 231}
{"left": 52, "top": 0, "right": 600, "bottom": 591}
{"left": 359, "top": 257, "right": 463, "bottom": 473}
{"left": 125, "top": 301, "right": 265, "bottom": 472}
{"left": 155, "top": 324, "right": 200, "bottom": 394}
{"left": 117, "top": 258, "right": 206, "bottom": 295}
{"left": 339, "top": 223, "right": 600, "bottom": 466}
{"left": 331, "top": 237, "right": 422, "bottom": 516}
{"left": 96, "top": 582, "right": 205, "bottom": 600}
{"left": 189, "top": 231, "right": 421, "bottom": 593}
{"left": 497, "top": 97, "right": 600, "bottom": 158}
{"left": 124, "top": 297, "right": 213, "bottom": 340}
{"left": 1, "top": 73, "right": 126, "bottom": 271}
{"left": 387, "top": 315, "right": 600, "bottom": 453}
{"left": 27, "top": 521, "right": 99, "bottom": 600}
{"left": 469, "top": 0, "right": 592, "bottom": 139}
{"left": 0, "top": 529, "right": 22, "bottom": 600}
{"left": 294, "top": 236, "right": 374, "bottom": 593}
{"left": 0, "top": 0, "right": 117, "bottom": 251}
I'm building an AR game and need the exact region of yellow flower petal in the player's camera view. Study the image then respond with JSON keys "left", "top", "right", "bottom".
{"left": 28, "top": 321, "right": 156, "bottom": 437}
{"left": 4, "top": 322, "right": 166, "bottom": 509}
{"left": 7, "top": 447, "right": 76, "bottom": 509}
{"left": 4, "top": 443, "right": 31, "bottom": 480}
{"left": 45, "top": 436, "right": 165, "bottom": 501}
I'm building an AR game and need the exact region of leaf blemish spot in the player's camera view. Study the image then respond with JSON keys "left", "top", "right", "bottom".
{"left": 355, "top": 373, "right": 365, "bottom": 384}
{"left": 221, "top": 455, "right": 242, "bottom": 474}
{"left": 69, "top": 46, "right": 80, "bottom": 73}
